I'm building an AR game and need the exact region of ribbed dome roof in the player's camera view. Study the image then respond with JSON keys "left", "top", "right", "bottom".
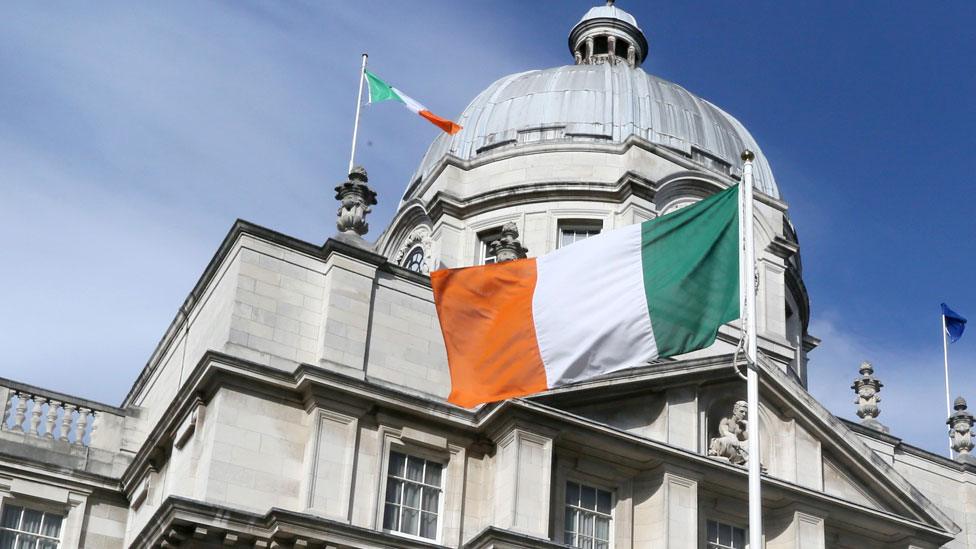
{"left": 411, "top": 63, "right": 779, "bottom": 198}
{"left": 578, "top": 4, "right": 639, "bottom": 28}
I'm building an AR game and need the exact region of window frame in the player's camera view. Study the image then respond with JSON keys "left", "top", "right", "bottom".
{"left": 0, "top": 501, "right": 65, "bottom": 549}
{"left": 401, "top": 245, "right": 427, "bottom": 273}
{"left": 557, "top": 476, "right": 616, "bottom": 549}
{"left": 704, "top": 517, "right": 748, "bottom": 549}
{"left": 476, "top": 228, "right": 503, "bottom": 265}
{"left": 376, "top": 437, "right": 449, "bottom": 545}
{"left": 556, "top": 219, "right": 603, "bottom": 249}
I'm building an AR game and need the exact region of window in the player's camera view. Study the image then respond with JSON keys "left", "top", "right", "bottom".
{"left": 0, "top": 505, "right": 63, "bottom": 549}
{"left": 559, "top": 222, "right": 602, "bottom": 248}
{"left": 564, "top": 481, "right": 612, "bottom": 549}
{"left": 402, "top": 246, "right": 425, "bottom": 273}
{"left": 707, "top": 519, "right": 746, "bottom": 549}
{"left": 382, "top": 452, "right": 443, "bottom": 541}
{"left": 478, "top": 229, "right": 502, "bottom": 265}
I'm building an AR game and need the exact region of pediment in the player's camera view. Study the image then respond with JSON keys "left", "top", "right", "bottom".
{"left": 529, "top": 354, "right": 959, "bottom": 536}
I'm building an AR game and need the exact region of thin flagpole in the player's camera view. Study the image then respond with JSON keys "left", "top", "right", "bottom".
{"left": 348, "top": 53, "right": 368, "bottom": 174}
{"left": 741, "top": 150, "right": 762, "bottom": 549}
{"left": 943, "top": 313, "right": 953, "bottom": 457}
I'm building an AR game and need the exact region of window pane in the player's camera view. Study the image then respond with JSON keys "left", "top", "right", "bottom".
{"left": 40, "top": 514, "right": 62, "bottom": 539}
{"left": 382, "top": 503, "right": 400, "bottom": 531}
{"left": 719, "top": 523, "right": 732, "bottom": 545}
{"left": 595, "top": 542, "right": 609, "bottom": 549}
{"left": 707, "top": 520, "right": 718, "bottom": 542}
{"left": 405, "top": 457, "right": 424, "bottom": 482}
{"left": 385, "top": 479, "right": 402, "bottom": 504}
{"left": 1, "top": 507, "right": 20, "bottom": 529}
{"left": 20, "top": 511, "right": 42, "bottom": 534}
{"left": 596, "top": 490, "right": 612, "bottom": 514}
{"left": 566, "top": 482, "right": 579, "bottom": 505}
{"left": 421, "top": 487, "right": 439, "bottom": 513}
{"left": 38, "top": 541, "right": 59, "bottom": 549}
{"left": 403, "top": 483, "right": 421, "bottom": 509}
{"left": 401, "top": 508, "right": 419, "bottom": 536}
{"left": 582, "top": 513, "right": 594, "bottom": 537}
{"left": 580, "top": 537, "right": 593, "bottom": 549}
{"left": 733, "top": 527, "right": 746, "bottom": 548}
{"left": 0, "top": 531, "right": 15, "bottom": 549}
{"left": 15, "top": 535, "right": 35, "bottom": 549}
{"left": 564, "top": 507, "right": 576, "bottom": 534}
{"left": 419, "top": 511, "right": 438, "bottom": 539}
{"left": 594, "top": 516, "right": 610, "bottom": 541}
{"left": 580, "top": 485, "right": 596, "bottom": 510}
{"left": 424, "top": 462, "right": 442, "bottom": 487}
{"left": 388, "top": 452, "right": 405, "bottom": 477}
{"left": 564, "top": 532, "right": 576, "bottom": 546}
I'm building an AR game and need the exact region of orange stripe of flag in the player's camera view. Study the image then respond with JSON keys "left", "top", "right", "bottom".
{"left": 419, "top": 110, "right": 462, "bottom": 135}
{"left": 431, "top": 259, "right": 548, "bottom": 407}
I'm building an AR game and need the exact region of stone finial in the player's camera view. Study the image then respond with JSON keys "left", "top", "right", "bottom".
{"left": 334, "top": 166, "right": 377, "bottom": 236}
{"left": 708, "top": 400, "right": 750, "bottom": 466}
{"left": 851, "top": 361, "right": 888, "bottom": 433}
{"left": 488, "top": 222, "right": 528, "bottom": 262}
{"left": 948, "top": 397, "right": 976, "bottom": 464}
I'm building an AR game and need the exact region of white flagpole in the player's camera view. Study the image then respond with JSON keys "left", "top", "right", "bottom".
{"left": 348, "top": 53, "right": 368, "bottom": 174}
{"left": 741, "top": 150, "right": 762, "bottom": 549}
{"left": 943, "top": 313, "right": 953, "bottom": 457}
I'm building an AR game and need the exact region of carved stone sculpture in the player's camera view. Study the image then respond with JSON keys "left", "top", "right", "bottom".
{"left": 334, "top": 166, "right": 377, "bottom": 236}
{"left": 488, "top": 222, "right": 528, "bottom": 262}
{"left": 708, "top": 400, "right": 749, "bottom": 466}
{"left": 851, "top": 361, "right": 888, "bottom": 433}
{"left": 948, "top": 397, "right": 976, "bottom": 464}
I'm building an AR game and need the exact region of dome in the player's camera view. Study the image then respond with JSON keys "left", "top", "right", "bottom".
{"left": 578, "top": 4, "right": 639, "bottom": 28}
{"left": 411, "top": 63, "right": 779, "bottom": 199}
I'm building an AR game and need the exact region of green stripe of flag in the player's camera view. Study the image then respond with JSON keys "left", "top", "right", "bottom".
{"left": 364, "top": 70, "right": 403, "bottom": 104}
{"left": 641, "top": 184, "right": 740, "bottom": 357}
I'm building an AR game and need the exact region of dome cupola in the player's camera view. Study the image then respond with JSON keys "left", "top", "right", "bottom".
{"left": 569, "top": 0, "right": 648, "bottom": 68}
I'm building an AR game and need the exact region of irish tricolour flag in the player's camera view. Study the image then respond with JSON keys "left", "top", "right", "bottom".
{"left": 432, "top": 184, "right": 740, "bottom": 408}
{"left": 365, "top": 70, "right": 462, "bottom": 135}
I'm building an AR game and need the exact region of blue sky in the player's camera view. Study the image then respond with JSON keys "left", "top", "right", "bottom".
{"left": 1, "top": 1, "right": 974, "bottom": 455}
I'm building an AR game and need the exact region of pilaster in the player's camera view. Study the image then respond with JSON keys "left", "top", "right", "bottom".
{"left": 489, "top": 422, "right": 555, "bottom": 538}
{"left": 634, "top": 465, "right": 700, "bottom": 549}
{"left": 766, "top": 507, "right": 826, "bottom": 549}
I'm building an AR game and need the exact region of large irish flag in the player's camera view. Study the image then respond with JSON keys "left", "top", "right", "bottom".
{"left": 364, "top": 70, "right": 462, "bottom": 135}
{"left": 432, "top": 184, "right": 740, "bottom": 408}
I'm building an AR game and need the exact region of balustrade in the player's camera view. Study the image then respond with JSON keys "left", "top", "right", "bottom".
{"left": 1, "top": 388, "right": 98, "bottom": 446}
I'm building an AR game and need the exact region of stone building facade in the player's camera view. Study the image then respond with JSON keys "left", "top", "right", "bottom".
{"left": 1, "top": 3, "right": 974, "bottom": 548}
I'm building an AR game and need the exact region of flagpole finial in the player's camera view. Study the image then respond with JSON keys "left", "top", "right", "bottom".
{"left": 741, "top": 149, "right": 755, "bottom": 162}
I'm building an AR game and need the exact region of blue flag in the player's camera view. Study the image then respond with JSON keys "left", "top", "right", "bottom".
{"left": 942, "top": 303, "right": 967, "bottom": 343}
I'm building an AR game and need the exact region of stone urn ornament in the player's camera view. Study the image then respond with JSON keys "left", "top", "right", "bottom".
{"left": 335, "top": 166, "right": 377, "bottom": 237}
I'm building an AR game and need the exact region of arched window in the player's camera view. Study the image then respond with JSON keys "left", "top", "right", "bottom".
{"left": 403, "top": 246, "right": 426, "bottom": 273}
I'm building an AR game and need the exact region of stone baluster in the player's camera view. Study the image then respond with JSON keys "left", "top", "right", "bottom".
{"left": 60, "top": 403, "right": 76, "bottom": 442}
{"left": 29, "top": 396, "right": 46, "bottom": 436}
{"left": 75, "top": 407, "right": 91, "bottom": 445}
{"left": 948, "top": 397, "right": 976, "bottom": 464}
{"left": 45, "top": 400, "right": 61, "bottom": 439}
{"left": 11, "top": 391, "right": 29, "bottom": 432}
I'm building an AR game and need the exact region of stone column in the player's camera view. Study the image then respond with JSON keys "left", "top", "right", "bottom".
{"left": 627, "top": 45, "right": 636, "bottom": 67}
{"left": 585, "top": 37, "right": 594, "bottom": 63}
{"left": 487, "top": 222, "right": 528, "bottom": 262}
{"left": 490, "top": 423, "right": 554, "bottom": 537}
{"left": 634, "top": 466, "right": 700, "bottom": 548}
{"left": 607, "top": 36, "right": 617, "bottom": 64}
{"left": 335, "top": 166, "right": 378, "bottom": 237}
{"left": 948, "top": 396, "right": 976, "bottom": 464}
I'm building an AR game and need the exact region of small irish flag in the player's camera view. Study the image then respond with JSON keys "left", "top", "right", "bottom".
{"left": 432, "top": 184, "right": 741, "bottom": 408}
{"left": 364, "top": 70, "right": 462, "bottom": 135}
